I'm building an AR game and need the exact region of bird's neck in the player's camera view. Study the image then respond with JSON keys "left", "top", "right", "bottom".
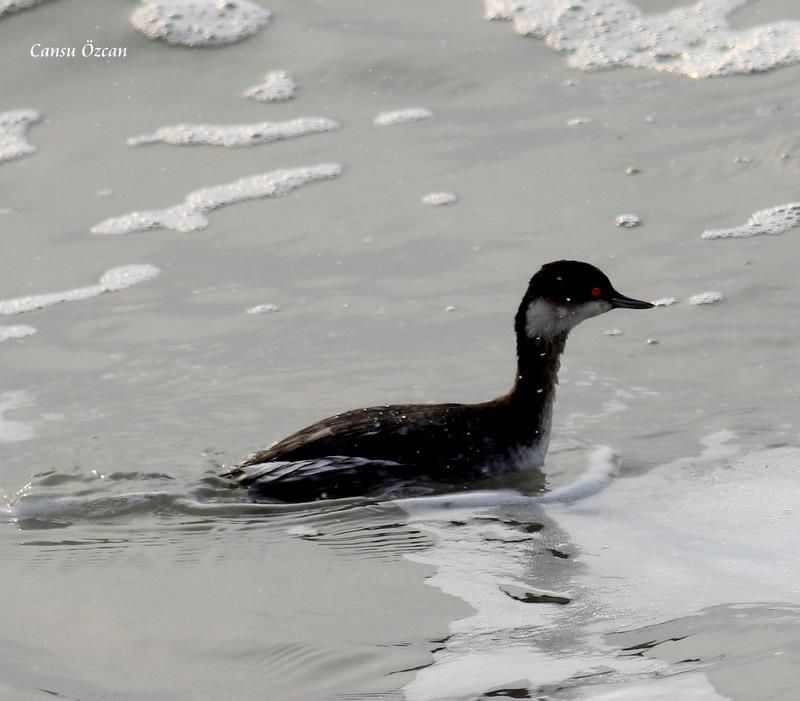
{"left": 509, "top": 331, "right": 568, "bottom": 406}
{"left": 496, "top": 294, "right": 572, "bottom": 462}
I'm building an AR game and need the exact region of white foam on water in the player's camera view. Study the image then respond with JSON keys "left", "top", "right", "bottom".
{"left": 405, "top": 648, "right": 651, "bottom": 701}
{"left": 687, "top": 291, "right": 724, "bottom": 305}
{"left": 0, "top": 109, "right": 40, "bottom": 164}
{"left": 0, "top": 325, "right": 36, "bottom": 342}
{"left": 702, "top": 202, "right": 800, "bottom": 239}
{"left": 91, "top": 163, "right": 342, "bottom": 235}
{"left": 572, "top": 672, "right": 731, "bottom": 701}
{"left": 0, "top": 0, "right": 49, "bottom": 16}
{"left": 246, "top": 303, "right": 279, "bottom": 314}
{"left": 396, "top": 489, "right": 531, "bottom": 516}
{"left": 400, "top": 430, "right": 799, "bottom": 699}
{"left": 422, "top": 192, "right": 457, "bottom": 206}
{"left": 399, "top": 448, "right": 652, "bottom": 701}
{"left": 131, "top": 0, "right": 270, "bottom": 47}
{"left": 550, "top": 433, "right": 800, "bottom": 627}
{"left": 534, "top": 446, "right": 621, "bottom": 504}
{"left": 374, "top": 108, "right": 433, "bottom": 126}
{"left": 127, "top": 117, "right": 338, "bottom": 147}
{"left": 0, "top": 264, "right": 160, "bottom": 315}
{"left": 652, "top": 297, "right": 677, "bottom": 307}
{"left": 397, "top": 446, "right": 622, "bottom": 518}
{"left": 286, "top": 524, "right": 320, "bottom": 538}
{"left": 615, "top": 213, "right": 641, "bottom": 228}
{"left": 566, "top": 116, "right": 593, "bottom": 126}
{"left": 243, "top": 70, "right": 296, "bottom": 102}
{"left": 0, "top": 391, "right": 35, "bottom": 443}
{"left": 99, "top": 264, "right": 161, "bottom": 291}
{"left": 485, "top": 0, "right": 800, "bottom": 79}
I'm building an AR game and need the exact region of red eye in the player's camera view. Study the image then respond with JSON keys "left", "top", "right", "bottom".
{"left": 591, "top": 287, "right": 602, "bottom": 298}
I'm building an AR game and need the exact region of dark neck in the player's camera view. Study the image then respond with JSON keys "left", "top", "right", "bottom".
{"left": 507, "top": 289, "right": 571, "bottom": 407}
{"left": 508, "top": 331, "right": 568, "bottom": 405}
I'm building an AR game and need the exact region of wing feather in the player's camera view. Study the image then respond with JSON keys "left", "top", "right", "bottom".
{"left": 223, "top": 455, "right": 411, "bottom": 502}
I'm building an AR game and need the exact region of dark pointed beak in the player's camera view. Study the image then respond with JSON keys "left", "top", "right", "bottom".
{"left": 609, "top": 292, "right": 654, "bottom": 309}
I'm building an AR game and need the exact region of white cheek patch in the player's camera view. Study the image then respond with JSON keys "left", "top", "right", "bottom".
{"left": 525, "top": 299, "right": 612, "bottom": 338}
{"left": 525, "top": 299, "right": 566, "bottom": 338}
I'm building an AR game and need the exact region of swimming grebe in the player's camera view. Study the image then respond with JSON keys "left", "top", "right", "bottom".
{"left": 223, "top": 260, "right": 653, "bottom": 502}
